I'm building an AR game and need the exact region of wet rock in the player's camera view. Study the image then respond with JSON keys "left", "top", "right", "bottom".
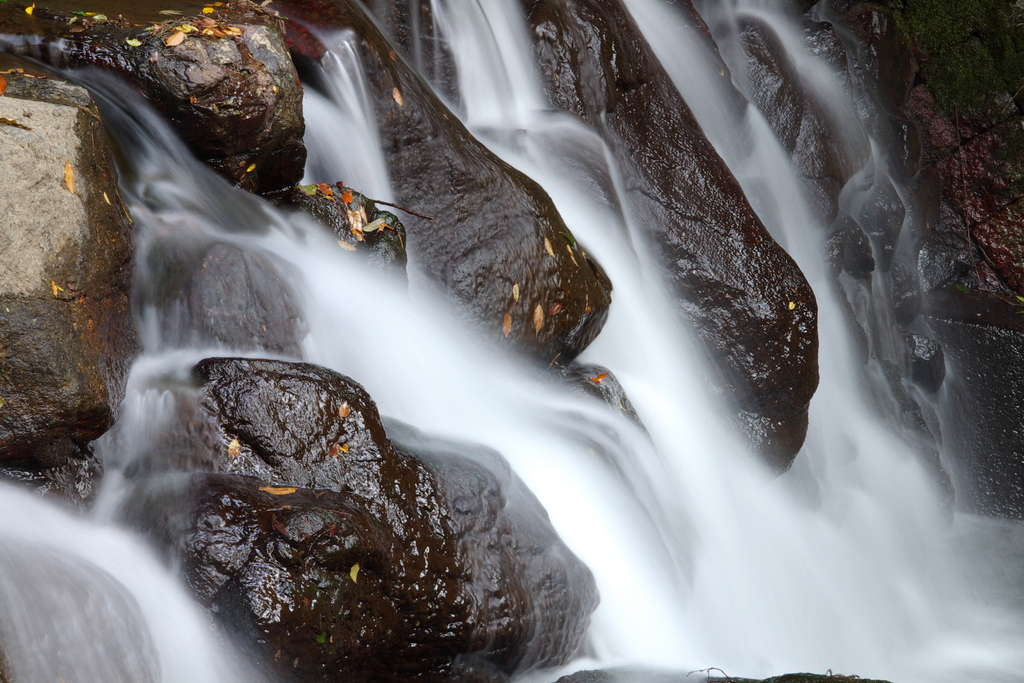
{"left": 140, "top": 357, "right": 597, "bottom": 682}
{"left": 271, "top": 183, "right": 408, "bottom": 282}
{"left": 938, "top": 121, "right": 1024, "bottom": 228}
{"left": 890, "top": 259, "right": 921, "bottom": 326}
{"left": 0, "top": 443, "right": 102, "bottom": 510}
{"left": 523, "top": 0, "right": 818, "bottom": 469}
{"left": 917, "top": 201, "right": 977, "bottom": 292}
{"left": 143, "top": 238, "right": 306, "bottom": 357}
{"left": 561, "top": 363, "right": 644, "bottom": 430}
{"left": 0, "top": 73, "right": 136, "bottom": 474}
{"left": 830, "top": 212, "right": 874, "bottom": 279}
{"left": 7, "top": 9, "right": 306, "bottom": 193}
{"left": 971, "top": 197, "right": 1024, "bottom": 295}
{"left": 926, "top": 288, "right": 1024, "bottom": 517}
{"left": 280, "top": 0, "right": 612, "bottom": 366}
{"left": 555, "top": 670, "right": 893, "bottom": 683}
{"left": 851, "top": 172, "right": 904, "bottom": 272}
{"left": 902, "top": 332, "right": 944, "bottom": 393}
{"left": 841, "top": 4, "right": 916, "bottom": 111}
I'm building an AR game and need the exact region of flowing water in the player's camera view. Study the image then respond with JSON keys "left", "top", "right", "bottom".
{"left": 6, "top": 0, "right": 1024, "bottom": 681}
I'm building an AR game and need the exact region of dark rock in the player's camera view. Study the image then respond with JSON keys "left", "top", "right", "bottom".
{"left": 830, "top": 212, "right": 874, "bottom": 279}
{"left": 143, "top": 238, "right": 306, "bottom": 357}
{"left": 851, "top": 172, "right": 904, "bottom": 272}
{"left": 561, "top": 363, "right": 644, "bottom": 430}
{"left": 3, "top": 9, "right": 307, "bottom": 193}
{"left": 902, "top": 332, "right": 945, "bottom": 393}
{"left": 971, "top": 197, "right": 1024, "bottom": 295}
{"left": 522, "top": 0, "right": 819, "bottom": 469}
{"left": 280, "top": 0, "right": 612, "bottom": 366}
{"left": 841, "top": 4, "right": 916, "bottom": 111}
{"left": 0, "top": 73, "right": 137, "bottom": 475}
{"left": 938, "top": 121, "right": 1024, "bottom": 228}
{"left": 0, "top": 442, "right": 102, "bottom": 509}
{"left": 917, "top": 201, "right": 976, "bottom": 292}
{"left": 271, "top": 184, "right": 408, "bottom": 282}
{"left": 926, "top": 288, "right": 1024, "bottom": 517}
{"left": 133, "top": 357, "right": 597, "bottom": 682}
{"left": 555, "top": 669, "right": 893, "bottom": 683}
{"left": 890, "top": 259, "right": 921, "bottom": 326}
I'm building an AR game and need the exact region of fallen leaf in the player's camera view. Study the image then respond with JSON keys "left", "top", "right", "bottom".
{"left": 316, "top": 182, "right": 333, "bottom": 196}
{"left": 259, "top": 486, "right": 297, "bottom": 495}
{"left": 166, "top": 31, "right": 185, "bottom": 46}
{"left": 246, "top": 163, "right": 256, "bottom": 173}
{"left": 533, "top": 304, "right": 544, "bottom": 335}
{"left": 549, "top": 301, "right": 563, "bottom": 316}
{"left": 297, "top": 183, "right": 317, "bottom": 196}
{"left": 103, "top": 191, "right": 111, "bottom": 205}
{"left": 512, "top": 283, "right": 520, "bottom": 302}
{"left": 227, "top": 438, "right": 241, "bottom": 458}
{"left": 0, "top": 75, "right": 6, "bottom": 95}
{"left": 588, "top": 372, "right": 609, "bottom": 384}
{"left": 176, "top": 24, "right": 198, "bottom": 33}
{"left": 392, "top": 86, "right": 403, "bottom": 107}
{"left": 25, "top": 4, "right": 33, "bottom": 15}
{"left": 329, "top": 443, "right": 341, "bottom": 458}
{"left": 337, "top": 240, "right": 357, "bottom": 251}
{"left": 350, "top": 563, "right": 360, "bottom": 583}
{"left": 0, "top": 397, "right": 6, "bottom": 409}
{"left": 223, "top": 26, "right": 243, "bottom": 36}
{"left": 559, "top": 230, "right": 576, "bottom": 246}
{"left": 788, "top": 301, "right": 796, "bottom": 310}
{"left": 0, "top": 117, "right": 31, "bottom": 130}
{"left": 202, "top": 6, "right": 215, "bottom": 12}
{"left": 341, "top": 189, "right": 353, "bottom": 203}
{"left": 93, "top": 14, "right": 107, "bottom": 21}
{"left": 543, "top": 237, "right": 554, "bottom": 256}
{"left": 566, "top": 244, "right": 578, "bottom": 266}
{"left": 502, "top": 312, "right": 512, "bottom": 337}
{"left": 125, "top": 38, "right": 142, "bottom": 46}
{"left": 158, "top": 9, "right": 183, "bottom": 14}
{"left": 340, "top": 444, "right": 349, "bottom": 452}
{"left": 50, "top": 280, "right": 64, "bottom": 298}
{"left": 389, "top": 50, "right": 397, "bottom": 60}
{"left": 63, "top": 159, "right": 74, "bottom": 194}
{"left": 339, "top": 402, "right": 350, "bottom": 418}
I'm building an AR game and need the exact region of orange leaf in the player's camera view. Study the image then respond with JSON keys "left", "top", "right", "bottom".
{"left": 339, "top": 402, "right": 350, "bottom": 418}
{"left": 392, "top": 87, "right": 404, "bottom": 107}
{"left": 588, "top": 372, "right": 609, "bottom": 384}
{"left": 63, "top": 160, "right": 74, "bottom": 194}
{"left": 533, "top": 304, "right": 544, "bottom": 335}
{"left": 548, "top": 302, "right": 563, "bottom": 316}
{"left": 165, "top": 31, "right": 185, "bottom": 46}
{"left": 0, "top": 75, "right": 6, "bottom": 96}
{"left": 259, "top": 486, "right": 297, "bottom": 495}
{"left": 329, "top": 443, "right": 340, "bottom": 458}
{"left": 502, "top": 312, "right": 512, "bottom": 337}
{"left": 316, "top": 182, "right": 333, "bottom": 196}
{"left": 341, "top": 189, "right": 353, "bottom": 203}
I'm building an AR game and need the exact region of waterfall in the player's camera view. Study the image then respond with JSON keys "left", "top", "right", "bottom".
{"left": 6, "top": 1, "right": 1024, "bottom": 682}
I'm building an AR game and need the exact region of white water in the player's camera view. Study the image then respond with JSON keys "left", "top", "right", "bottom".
{"left": 7, "top": 1, "right": 1024, "bottom": 682}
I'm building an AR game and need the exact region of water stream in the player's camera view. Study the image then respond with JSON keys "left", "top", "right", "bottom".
{"left": 5, "top": 0, "right": 1024, "bottom": 682}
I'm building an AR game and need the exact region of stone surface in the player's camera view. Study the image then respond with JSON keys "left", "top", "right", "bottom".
{"left": 124, "top": 357, "right": 598, "bottom": 682}
{"left": 271, "top": 184, "right": 408, "bottom": 282}
{"left": 0, "top": 73, "right": 136, "bottom": 479}
{"left": 5, "top": 8, "right": 307, "bottom": 193}
{"left": 522, "top": 0, "right": 818, "bottom": 470}
{"left": 555, "top": 670, "right": 892, "bottom": 683}
{"left": 280, "top": 0, "right": 613, "bottom": 367}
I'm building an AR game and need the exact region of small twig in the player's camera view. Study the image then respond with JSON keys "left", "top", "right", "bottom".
{"left": 998, "top": 80, "right": 1024, "bottom": 118}
{"left": 687, "top": 668, "right": 731, "bottom": 682}
{"left": 955, "top": 105, "right": 968, "bottom": 211}
{"left": 0, "top": 117, "right": 31, "bottom": 130}
{"left": 370, "top": 198, "right": 434, "bottom": 220}
{"left": 76, "top": 104, "right": 101, "bottom": 121}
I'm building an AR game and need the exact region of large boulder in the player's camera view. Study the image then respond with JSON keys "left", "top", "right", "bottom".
{"left": 522, "top": 0, "right": 818, "bottom": 469}
{"left": 0, "top": 72, "right": 136, "bottom": 500}
{"left": 278, "top": 0, "right": 613, "bottom": 367}
{"left": 2, "top": 6, "right": 306, "bottom": 193}
{"left": 121, "top": 357, "right": 598, "bottom": 682}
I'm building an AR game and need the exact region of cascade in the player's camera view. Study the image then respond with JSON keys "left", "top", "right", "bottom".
{"left": 3, "top": 0, "right": 1024, "bottom": 682}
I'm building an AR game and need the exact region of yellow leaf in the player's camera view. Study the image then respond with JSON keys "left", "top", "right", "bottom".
{"left": 49, "top": 279, "right": 64, "bottom": 298}
{"left": 350, "top": 563, "right": 360, "bottom": 583}
{"left": 259, "top": 486, "right": 297, "bottom": 495}
{"left": 512, "top": 283, "right": 520, "bottom": 302}
{"left": 25, "top": 4, "right": 34, "bottom": 15}
{"left": 337, "top": 240, "right": 356, "bottom": 252}
{"left": 788, "top": 301, "right": 796, "bottom": 310}
{"left": 125, "top": 38, "right": 143, "bottom": 47}
{"left": 340, "top": 444, "right": 349, "bottom": 452}
{"left": 0, "top": 397, "right": 5, "bottom": 409}
{"left": 392, "top": 87, "right": 404, "bottom": 107}
{"left": 543, "top": 237, "right": 554, "bottom": 256}
{"left": 227, "top": 438, "right": 241, "bottom": 458}
{"left": 176, "top": 24, "right": 198, "bottom": 33}
{"left": 202, "top": 6, "right": 215, "bottom": 12}
{"left": 566, "top": 244, "right": 578, "bottom": 266}
{"left": 166, "top": 31, "right": 185, "bottom": 46}
{"left": 339, "top": 402, "right": 350, "bottom": 418}
{"left": 246, "top": 163, "right": 256, "bottom": 173}
{"left": 502, "top": 312, "right": 512, "bottom": 337}
{"left": 103, "top": 191, "right": 111, "bottom": 205}
{"left": 63, "top": 160, "right": 74, "bottom": 194}
{"left": 533, "top": 304, "right": 544, "bottom": 335}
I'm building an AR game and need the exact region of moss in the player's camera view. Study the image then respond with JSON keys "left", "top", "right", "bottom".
{"left": 899, "top": 0, "right": 1024, "bottom": 114}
